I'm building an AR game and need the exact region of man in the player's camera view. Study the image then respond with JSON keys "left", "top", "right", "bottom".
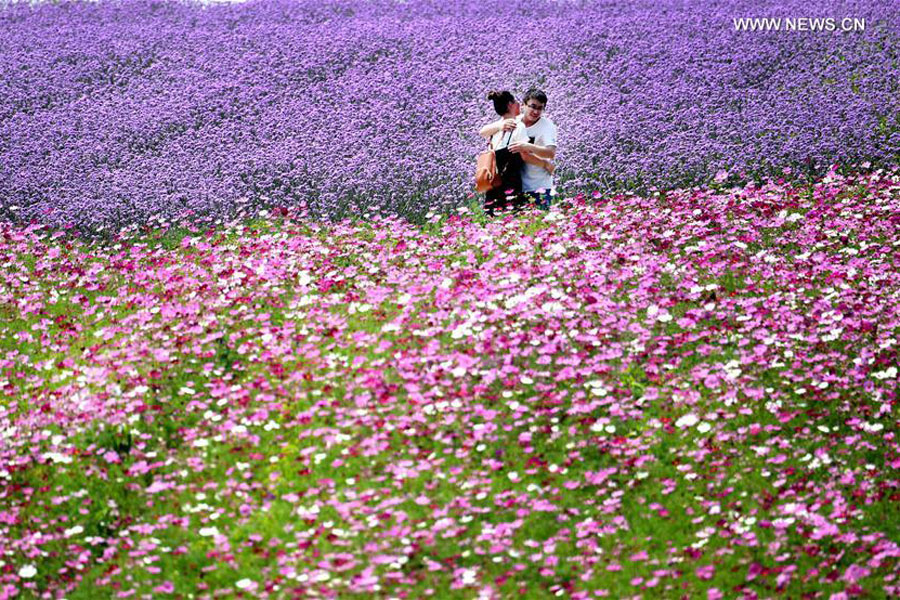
{"left": 508, "top": 89, "right": 557, "bottom": 211}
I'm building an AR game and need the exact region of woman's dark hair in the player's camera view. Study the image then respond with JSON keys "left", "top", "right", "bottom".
{"left": 487, "top": 90, "right": 516, "bottom": 115}
{"left": 523, "top": 88, "right": 548, "bottom": 107}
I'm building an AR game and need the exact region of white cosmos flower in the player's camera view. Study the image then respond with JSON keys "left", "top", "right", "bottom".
{"left": 542, "top": 301, "right": 564, "bottom": 313}
{"left": 872, "top": 366, "right": 897, "bottom": 380}
{"left": 18, "top": 565, "right": 36, "bottom": 578}
{"left": 547, "top": 243, "right": 566, "bottom": 256}
{"left": 675, "top": 413, "right": 699, "bottom": 428}
{"left": 64, "top": 525, "right": 84, "bottom": 537}
{"left": 44, "top": 452, "right": 72, "bottom": 464}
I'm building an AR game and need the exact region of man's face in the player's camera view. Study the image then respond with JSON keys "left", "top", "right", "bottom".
{"left": 523, "top": 99, "right": 545, "bottom": 122}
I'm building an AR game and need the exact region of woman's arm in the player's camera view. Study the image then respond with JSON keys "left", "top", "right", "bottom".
{"left": 480, "top": 118, "right": 517, "bottom": 139}
{"left": 522, "top": 152, "right": 555, "bottom": 174}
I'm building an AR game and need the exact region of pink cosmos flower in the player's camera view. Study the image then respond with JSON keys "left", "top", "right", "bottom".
{"left": 696, "top": 564, "right": 715, "bottom": 580}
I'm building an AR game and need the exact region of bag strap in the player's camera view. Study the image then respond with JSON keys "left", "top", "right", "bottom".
{"left": 488, "top": 121, "right": 516, "bottom": 150}
{"left": 495, "top": 130, "right": 519, "bottom": 178}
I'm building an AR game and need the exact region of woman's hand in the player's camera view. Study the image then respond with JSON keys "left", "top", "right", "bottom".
{"left": 542, "top": 159, "right": 556, "bottom": 175}
{"left": 520, "top": 151, "right": 556, "bottom": 174}
{"left": 480, "top": 118, "right": 517, "bottom": 139}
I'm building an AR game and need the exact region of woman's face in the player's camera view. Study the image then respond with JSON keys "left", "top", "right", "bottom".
{"left": 510, "top": 99, "right": 521, "bottom": 117}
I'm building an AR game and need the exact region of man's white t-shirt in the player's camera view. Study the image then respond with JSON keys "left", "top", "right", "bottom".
{"left": 518, "top": 116, "right": 558, "bottom": 193}
{"left": 490, "top": 122, "right": 529, "bottom": 150}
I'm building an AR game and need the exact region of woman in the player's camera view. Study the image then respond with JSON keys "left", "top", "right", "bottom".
{"left": 478, "top": 91, "right": 554, "bottom": 216}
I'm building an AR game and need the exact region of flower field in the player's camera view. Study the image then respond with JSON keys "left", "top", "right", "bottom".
{"left": 2, "top": 168, "right": 899, "bottom": 598}
{"left": 0, "top": 0, "right": 898, "bottom": 231}
{"left": 3, "top": 0, "right": 900, "bottom": 598}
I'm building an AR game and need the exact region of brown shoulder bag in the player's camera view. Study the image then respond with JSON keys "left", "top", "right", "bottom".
{"left": 474, "top": 130, "right": 513, "bottom": 193}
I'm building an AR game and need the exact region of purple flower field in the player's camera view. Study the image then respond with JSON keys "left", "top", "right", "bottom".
{"left": 0, "top": 0, "right": 898, "bottom": 231}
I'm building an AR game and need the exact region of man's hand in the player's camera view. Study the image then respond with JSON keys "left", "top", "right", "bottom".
{"left": 511, "top": 142, "right": 556, "bottom": 159}
{"left": 500, "top": 119, "right": 517, "bottom": 132}
{"left": 507, "top": 141, "right": 532, "bottom": 154}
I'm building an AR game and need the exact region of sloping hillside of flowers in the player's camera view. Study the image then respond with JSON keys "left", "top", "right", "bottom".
{"left": 2, "top": 0, "right": 900, "bottom": 598}
{"left": 1, "top": 168, "right": 898, "bottom": 598}
{"left": 0, "top": 0, "right": 898, "bottom": 231}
